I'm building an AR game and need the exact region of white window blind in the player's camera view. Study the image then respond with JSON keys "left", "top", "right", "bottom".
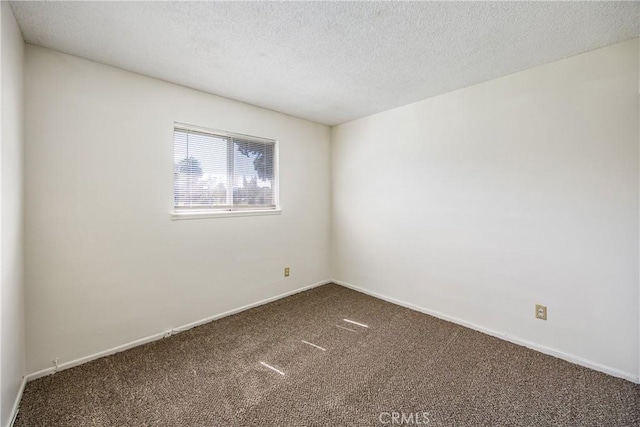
{"left": 173, "top": 126, "right": 277, "bottom": 212}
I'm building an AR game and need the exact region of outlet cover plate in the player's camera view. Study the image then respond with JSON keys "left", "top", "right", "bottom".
{"left": 535, "top": 304, "right": 547, "bottom": 320}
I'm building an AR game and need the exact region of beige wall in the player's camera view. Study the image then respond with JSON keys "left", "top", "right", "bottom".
{"left": 1, "top": 2, "right": 26, "bottom": 425}
{"left": 332, "top": 38, "right": 640, "bottom": 380}
{"left": 24, "top": 45, "right": 332, "bottom": 374}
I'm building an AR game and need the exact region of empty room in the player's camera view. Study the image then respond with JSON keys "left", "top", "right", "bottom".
{"left": 1, "top": 1, "right": 639, "bottom": 426}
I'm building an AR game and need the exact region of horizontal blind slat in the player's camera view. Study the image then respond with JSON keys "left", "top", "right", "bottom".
{"left": 174, "top": 128, "right": 276, "bottom": 211}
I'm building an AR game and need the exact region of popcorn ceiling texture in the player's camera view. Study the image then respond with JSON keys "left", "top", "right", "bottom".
{"left": 8, "top": 2, "right": 640, "bottom": 124}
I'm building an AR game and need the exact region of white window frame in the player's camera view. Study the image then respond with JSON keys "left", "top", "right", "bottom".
{"left": 171, "top": 122, "right": 280, "bottom": 220}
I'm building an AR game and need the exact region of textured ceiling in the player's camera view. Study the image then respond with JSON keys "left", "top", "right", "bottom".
{"left": 10, "top": 1, "right": 640, "bottom": 126}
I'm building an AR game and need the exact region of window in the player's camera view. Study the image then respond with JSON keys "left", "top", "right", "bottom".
{"left": 173, "top": 124, "right": 278, "bottom": 217}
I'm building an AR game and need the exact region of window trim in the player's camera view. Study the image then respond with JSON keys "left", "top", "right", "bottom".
{"left": 171, "top": 122, "right": 280, "bottom": 219}
{"left": 171, "top": 208, "right": 282, "bottom": 221}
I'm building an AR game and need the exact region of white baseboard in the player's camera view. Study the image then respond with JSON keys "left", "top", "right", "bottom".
{"left": 7, "top": 376, "right": 26, "bottom": 427}
{"left": 333, "top": 279, "right": 639, "bottom": 384}
{"left": 26, "top": 279, "right": 332, "bottom": 382}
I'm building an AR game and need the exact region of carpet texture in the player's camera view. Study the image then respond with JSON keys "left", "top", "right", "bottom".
{"left": 16, "top": 284, "right": 640, "bottom": 426}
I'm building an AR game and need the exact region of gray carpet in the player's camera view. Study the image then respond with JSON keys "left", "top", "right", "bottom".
{"left": 15, "top": 284, "right": 640, "bottom": 426}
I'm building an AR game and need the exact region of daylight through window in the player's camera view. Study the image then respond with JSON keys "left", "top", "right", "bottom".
{"left": 173, "top": 126, "right": 277, "bottom": 212}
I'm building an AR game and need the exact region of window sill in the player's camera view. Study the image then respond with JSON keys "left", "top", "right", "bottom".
{"left": 171, "top": 209, "right": 282, "bottom": 220}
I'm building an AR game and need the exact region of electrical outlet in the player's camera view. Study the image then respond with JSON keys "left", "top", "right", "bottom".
{"left": 284, "top": 267, "right": 290, "bottom": 277}
{"left": 535, "top": 304, "right": 547, "bottom": 320}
